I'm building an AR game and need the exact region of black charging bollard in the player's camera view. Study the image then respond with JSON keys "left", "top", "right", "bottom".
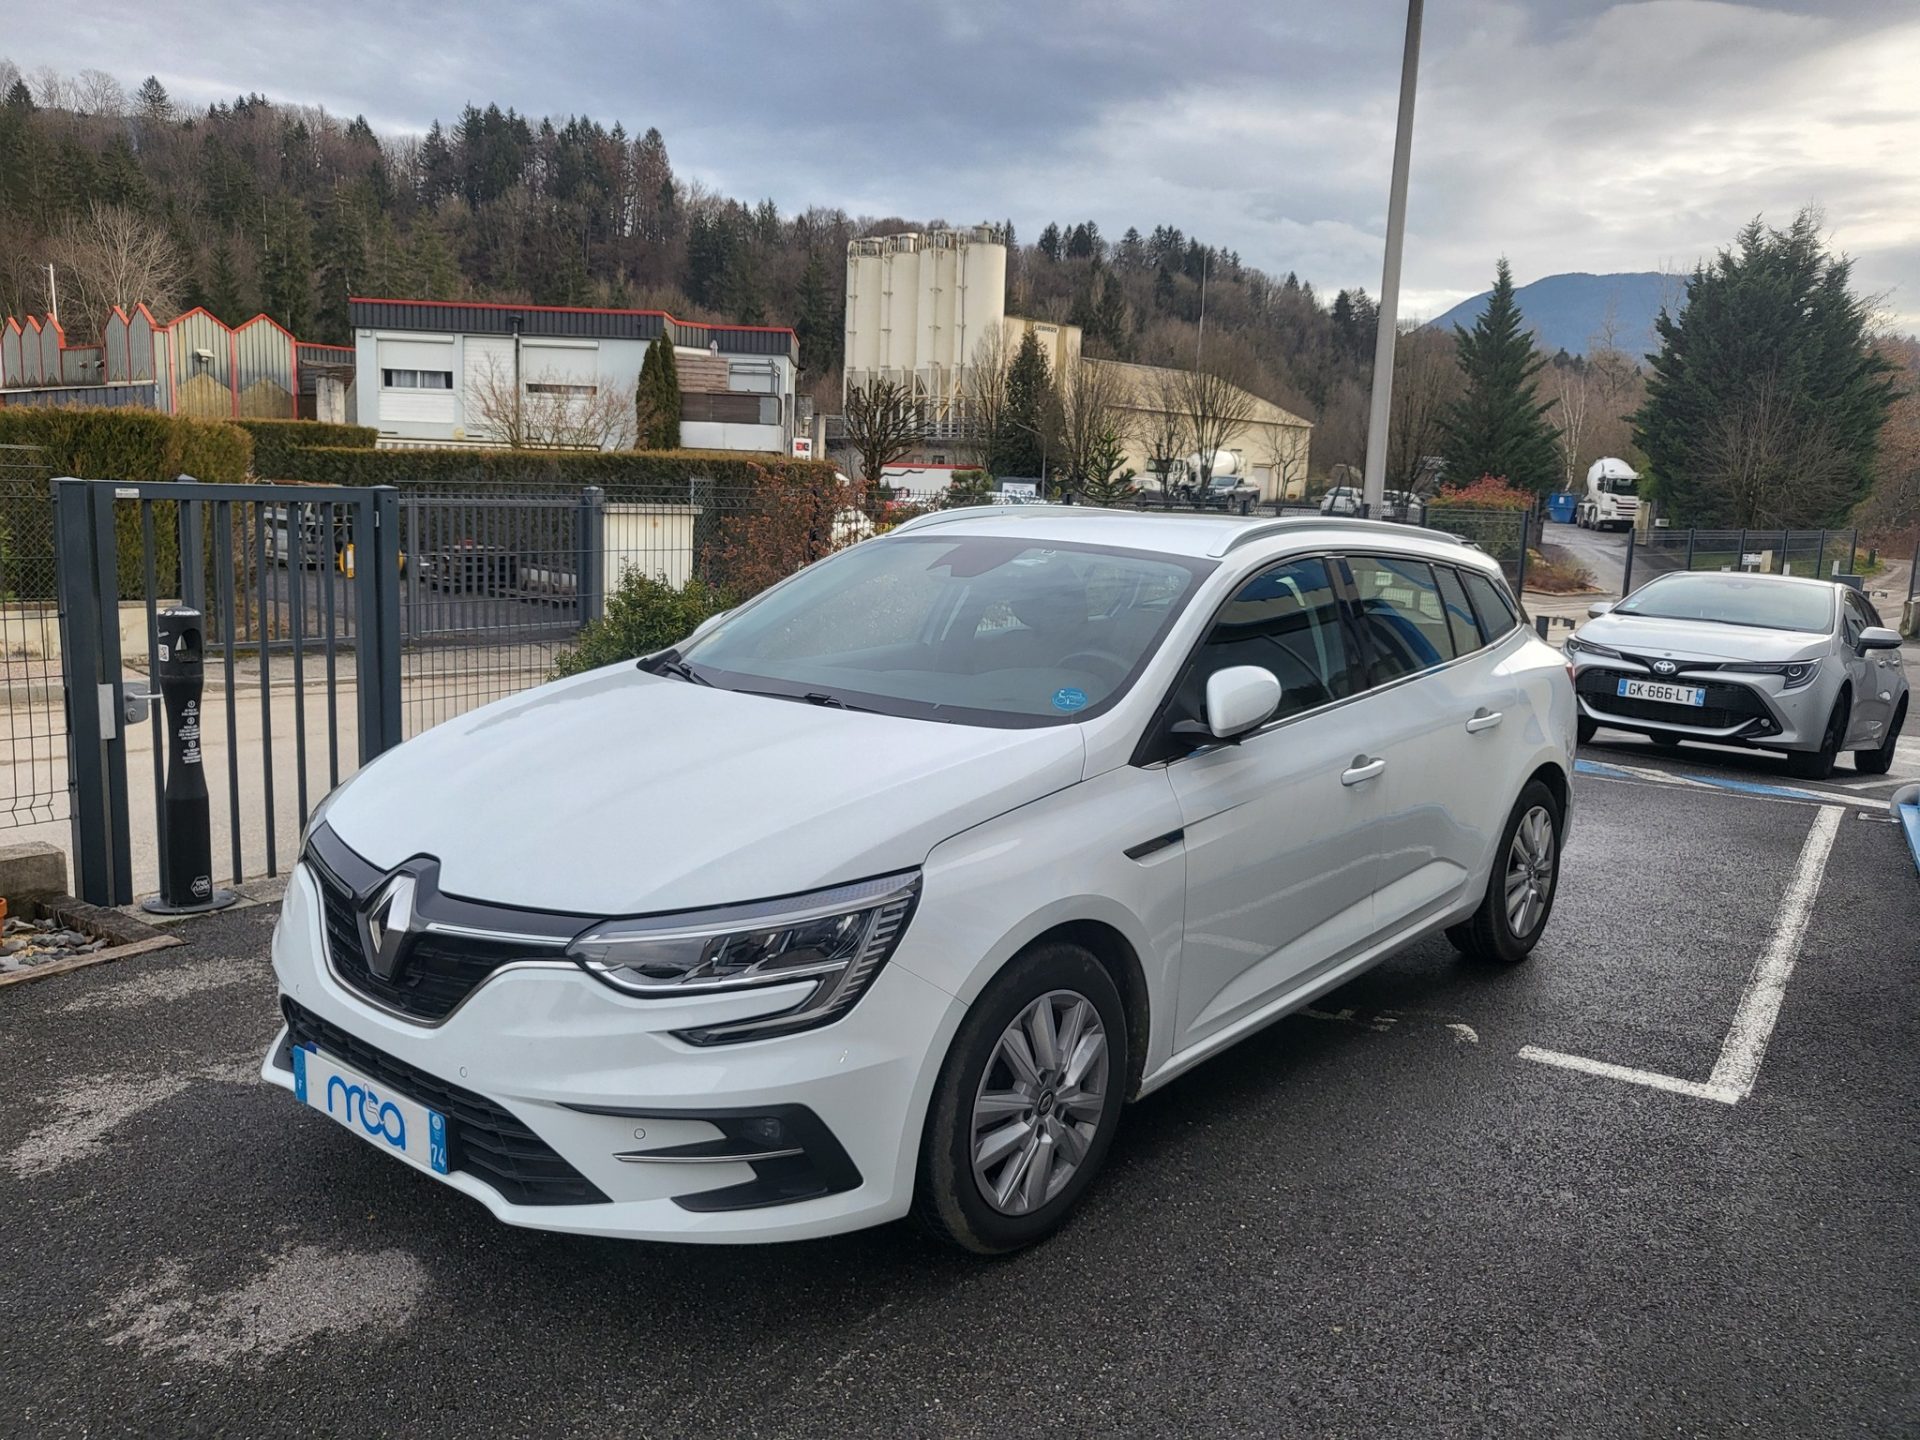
{"left": 142, "top": 608, "right": 236, "bottom": 915}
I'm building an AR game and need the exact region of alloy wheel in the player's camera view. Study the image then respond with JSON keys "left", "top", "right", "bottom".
{"left": 1504, "top": 805, "right": 1556, "bottom": 938}
{"left": 969, "top": 989, "right": 1110, "bottom": 1216}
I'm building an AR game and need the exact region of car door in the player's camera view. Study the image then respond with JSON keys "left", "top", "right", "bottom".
{"left": 1340, "top": 554, "right": 1519, "bottom": 935}
{"left": 1842, "top": 589, "right": 1893, "bottom": 739}
{"left": 1157, "top": 554, "right": 1388, "bottom": 1051}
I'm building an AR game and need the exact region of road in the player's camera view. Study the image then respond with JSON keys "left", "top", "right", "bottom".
{"left": 3, "top": 763, "right": 1916, "bottom": 1438}
{"left": 1541, "top": 515, "right": 1628, "bottom": 595}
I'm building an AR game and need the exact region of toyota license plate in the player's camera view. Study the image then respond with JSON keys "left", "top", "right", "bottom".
{"left": 292, "top": 1045, "right": 449, "bottom": 1175}
{"left": 1617, "top": 677, "right": 1706, "bottom": 707}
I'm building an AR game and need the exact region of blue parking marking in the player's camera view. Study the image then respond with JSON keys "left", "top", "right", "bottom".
{"left": 1897, "top": 801, "right": 1920, "bottom": 877}
{"left": 1572, "top": 758, "right": 1635, "bottom": 780}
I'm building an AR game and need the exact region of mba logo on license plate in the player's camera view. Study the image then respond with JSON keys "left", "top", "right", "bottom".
{"left": 292, "top": 1045, "right": 449, "bottom": 1175}
{"left": 1617, "top": 677, "right": 1706, "bottom": 708}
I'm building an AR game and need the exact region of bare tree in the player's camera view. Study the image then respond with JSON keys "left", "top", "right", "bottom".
{"left": 1055, "top": 358, "right": 1133, "bottom": 494}
{"left": 465, "top": 353, "right": 636, "bottom": 450}
{"left": 1546, "top": 362, "right": 1592, "bottom": 492}
{"left": 50, "top": 203, "right": 189, "bottom": 343}
{"left": 961, "top": 328, "right": 1011, "bottom": 470}
{"left": 1176, "top": 362, "right": 1259, "bottom": 486}
{"left": 1386, "top": 326, "right": 1459, "bottom": 492}
{"left": 844, "top": 377, "right": 921, "bottom": 489}
{"left": 30, "top": 65, "right": 72, "bottom": 111}
{"left": 75, "top": 69, "right": 127, "bottom": 116}
{"left": 1141, "top": 366, "right": 1196, "bottom": 497}
{"left": 1263, "top": 423, "right": 1310, "bottom": 501}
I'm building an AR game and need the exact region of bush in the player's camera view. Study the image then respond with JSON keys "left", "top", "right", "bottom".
{"left": 258, "top": 442, "right": 840, "bottom": 502}
{"left": 0, "top": 407, "right": 252, "bottom": 597}
{"left": 1427, "top": 474, "right": 1536, "bottom": 565}
{"left": 705, "top": 463, "right": 849, "bottom": 599}
{"left": 234, "top": 418, "right": 377, "bottom": 479}
{"left": 551, "top": 570, "right": 729, "bottom": 678}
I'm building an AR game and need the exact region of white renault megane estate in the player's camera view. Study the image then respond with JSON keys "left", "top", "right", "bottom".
{"left": 263, "top": 507, "right": 1576, "bottom": 1252}
{"left": 1568, "top": 571, "right": 1909, "bottom": 778}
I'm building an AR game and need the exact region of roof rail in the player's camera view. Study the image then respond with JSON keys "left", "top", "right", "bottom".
{"left": 1211, "top": 516, "right": 1478, "bottom": 556}
{"left": 887, "top": 503, "right": 1134, "bottom": 535}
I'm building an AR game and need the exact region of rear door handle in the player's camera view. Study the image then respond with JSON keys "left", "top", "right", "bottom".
{"left": 1465, "top": 709, "right": 1504, "bottom": 733}
{"left": 1341, "top": 756, "right": 1387, "bottom": 786}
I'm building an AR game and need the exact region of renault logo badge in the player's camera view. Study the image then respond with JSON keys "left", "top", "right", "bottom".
{"left": 364, "top": 873, "right": 418, "bottom": 981}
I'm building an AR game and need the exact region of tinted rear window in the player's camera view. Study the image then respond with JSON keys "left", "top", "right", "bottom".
{"left": 1461, "top": 569, "right": 1518, "bottom": 640}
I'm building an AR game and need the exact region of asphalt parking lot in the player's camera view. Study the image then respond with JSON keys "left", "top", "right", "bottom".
{"left": 2, "top": 752, "right": 1916, "bottom": 1438}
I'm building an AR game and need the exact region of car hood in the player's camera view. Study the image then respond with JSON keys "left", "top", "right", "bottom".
{"left": 323, "top": 666, "right": 1086, "bottom": 914}
{"left": 1579, "top": 612, "right": 1826, "bottom": 663}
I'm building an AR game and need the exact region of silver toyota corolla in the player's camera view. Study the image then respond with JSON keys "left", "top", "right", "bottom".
{"left": 1567, "top": 571, "right": 1909, "bottom": 778}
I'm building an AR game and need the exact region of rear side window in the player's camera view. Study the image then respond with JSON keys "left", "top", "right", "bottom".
{"left": 1432, "top": 565, "right": 1482, "bottom": 652}
{"left": 1345, "top": 556, "right": 1458, "bottom": 683}
{"left": 1461, "top": 568, "right": 1519, "bottom": 641}
{"left": 1176, "top": 556, "right": 1356, "bottom": 723}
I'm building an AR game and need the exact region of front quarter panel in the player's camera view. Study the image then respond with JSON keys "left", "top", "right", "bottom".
{"left": 896, "top": 764, "right": 1188, "bottom": 1086}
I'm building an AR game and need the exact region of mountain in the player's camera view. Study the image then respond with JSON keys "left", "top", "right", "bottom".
{"left": 1428, "top": 272, "right": 1670, "bottom": 359}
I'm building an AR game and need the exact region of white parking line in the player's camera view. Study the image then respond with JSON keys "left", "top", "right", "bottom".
{"left": 1519, "top": 804, "right": 1844, "bottom": 1106}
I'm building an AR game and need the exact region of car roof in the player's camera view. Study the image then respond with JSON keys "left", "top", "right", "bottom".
{"left": 885, "top": 505, "right": 1498, "bottom": 568}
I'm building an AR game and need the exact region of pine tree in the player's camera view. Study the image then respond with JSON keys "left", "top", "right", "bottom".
{"left": 261, "top": 197, "right": 314, "bottom": 333}
{"left": 793, "top": 248, "right": 839, "bottom": 377}
{"left": 1037, "top": 223, "right": 1062, "bottom": 263}
{"left": 1438, "top": 259, "right": 1561, "bottom": 497}
{"left": 135, "top": 76, "right": 172, "bottom": 122}
{"left": 994, "top": 329, "right": 1054, "bottom": 479}
{"left": 635, "top": 333, "right": 681, "bottom": 450}
{"left": 205, "top": 241, "right": 244, "bottom": 323}
{"left": 1634, "top": 209, "right": 1897, "bottom": 526}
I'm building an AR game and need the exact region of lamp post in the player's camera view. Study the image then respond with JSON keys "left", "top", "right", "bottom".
{"left": 1361, "top": 0, "right": 1425, "bottom": 519}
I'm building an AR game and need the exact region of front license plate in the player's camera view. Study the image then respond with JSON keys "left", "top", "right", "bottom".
{"left": 1617, "top": 677, "right": 1706, "bottom": 707}
{"left": 292, "top": 1045, "right": 449, "bottom": 1175}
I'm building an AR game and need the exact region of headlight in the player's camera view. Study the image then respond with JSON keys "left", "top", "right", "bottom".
{"left": 1565, "top": 635, "right": 1620, "bottom": 660}
{"left": 1722, "top": 658, "right": 1821, "bottom": 689}
{"left": 568, "top": 872, "right": 919, "bottom": 1045}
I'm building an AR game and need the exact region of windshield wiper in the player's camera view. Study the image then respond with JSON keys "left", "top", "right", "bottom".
{"left": 732, "top": 686, "right": 880, "bottom": 713}
{"left": 639, "top": 650, "right": 711, "bottom": 685}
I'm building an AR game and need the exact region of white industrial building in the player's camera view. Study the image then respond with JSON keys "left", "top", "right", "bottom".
{"left": 352, "top": 298, "right": 799, "bottom": 452}
{"left": 840, "top": 227, "right": 1310, "bottom": 496}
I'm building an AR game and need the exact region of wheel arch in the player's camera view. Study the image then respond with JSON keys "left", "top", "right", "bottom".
{"left": 1024, "top": 919, "right": 1152, "bottom": 1100}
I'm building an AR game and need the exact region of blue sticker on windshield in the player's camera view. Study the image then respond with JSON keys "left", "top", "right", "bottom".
{"left": 1052, "top": 687, "right": 1088, "bottom": 712}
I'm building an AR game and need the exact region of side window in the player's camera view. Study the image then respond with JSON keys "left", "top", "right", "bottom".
{"left": 1847, "top": 590, "right": 1881, "bottom": 632}
{"left": 1461, "top": 568, "right": 1519, "bottom": 641}
{"left": 1432, "top": 565, "right": 1483, "bottom": 652}
{"left": 1177, "top": 556, "right": 1355, "bottom": 725}
{"left": 1841, "top": 592, "right": 1865, "bottom": 645}
{"left": 1345, "top": 555, "right": 1458, "bottom": 684}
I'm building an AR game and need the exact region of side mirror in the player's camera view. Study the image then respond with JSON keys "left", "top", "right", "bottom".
{"left": 1858, "top": 626, "right": 1903, "bottom": 653}
{"left": 1173, "top": 665, "right": 1281, "bottom": 745}
{"left": 1587, "top": 600, "right": 1615, "bottom": 619}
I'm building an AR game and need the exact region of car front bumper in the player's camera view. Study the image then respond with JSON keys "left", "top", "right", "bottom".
{"left": 261, "top": 862, "right": 965, "bottom": 1242}
{"left": 1572, "top": 660, "right": 1826, "bottom": 749}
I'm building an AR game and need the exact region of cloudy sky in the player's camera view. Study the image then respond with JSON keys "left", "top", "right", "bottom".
{"left": 11, "top": 0, "right": 1920, "bottom": 328}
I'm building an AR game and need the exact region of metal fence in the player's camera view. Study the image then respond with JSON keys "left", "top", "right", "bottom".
{"left": 1625, "top": 526, "right": 1861, "bottom": 593}
{"left": 0, "top": 444, "right": 63, "bottom": 830}
{"left": 35, "top": 466, "right": 1542, "bottom": 901}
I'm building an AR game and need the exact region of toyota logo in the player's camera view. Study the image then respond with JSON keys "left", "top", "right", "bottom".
{"left": 1652, "top": 660, "right": 1677, "bottom": 675}
{"left": 363, "top": 873, "right": 418, "bottom": 981}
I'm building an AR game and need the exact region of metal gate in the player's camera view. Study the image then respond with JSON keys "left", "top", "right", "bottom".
{"left": 52, "top": 478, "right": 403, "bottom": 905}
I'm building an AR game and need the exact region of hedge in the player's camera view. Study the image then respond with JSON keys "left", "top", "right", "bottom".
{"left": 257, "top": 443, "right": 843, "bottom": 502}
{"left": 234, "top": 418, "right": 378, "bottom": 479}
{"left": 0, "top": 408, "right": 253, "bottom": 598}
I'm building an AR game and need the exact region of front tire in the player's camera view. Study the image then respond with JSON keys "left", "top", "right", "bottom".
{"left": 1447, "top": 781, "right": 1564, "bottom": 964}
{"left": 1787, "top": 693, "right": 1848, "bottom": 780}
{"left": 1577, "top": 716, "right": 1598, "bottom": 746}
{"left": 915, "top": 942, "right": 1128, "bottom": 1254}
{"left": 1854, "top": 695, "right": 1907, "bottom": 775}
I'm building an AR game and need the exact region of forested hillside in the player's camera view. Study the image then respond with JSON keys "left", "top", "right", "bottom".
{"left": 0, "top": 60, "right": 1380, "bottom": 461}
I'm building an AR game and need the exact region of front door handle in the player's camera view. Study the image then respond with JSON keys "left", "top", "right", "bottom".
{"left": 1465, "top": 708, "right": 1504, "bottom": 733}
{"left": 1341, "top": 755, "right": 1387, "bottom": 786}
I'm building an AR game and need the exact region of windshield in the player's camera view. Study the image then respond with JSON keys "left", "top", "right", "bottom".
{"left": 1613, "top": 574, "right": 1834, "bottom": 633}
{"left": 1600, "top": 477, "right": 1638, "bottom": 495}
{"left": 676, "top": 535, "right": 1211, "bottom": 726}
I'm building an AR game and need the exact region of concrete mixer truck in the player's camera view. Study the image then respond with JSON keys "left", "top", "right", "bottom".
{"left": 1576, "top": 457, "right": 1642, "bottom": 531}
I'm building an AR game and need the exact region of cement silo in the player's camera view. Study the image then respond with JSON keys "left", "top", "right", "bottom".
{"left": 881, "top": 234, "right": 921, "bottom": 380}
{"left": 956, "top": 227, "right": 1006, "bottom": 374}
{"left": 845, "top": 238, "right": 887, "bottom": 391}
{"left": 844, "top": 225, "right": 1008, "bottom": 412}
